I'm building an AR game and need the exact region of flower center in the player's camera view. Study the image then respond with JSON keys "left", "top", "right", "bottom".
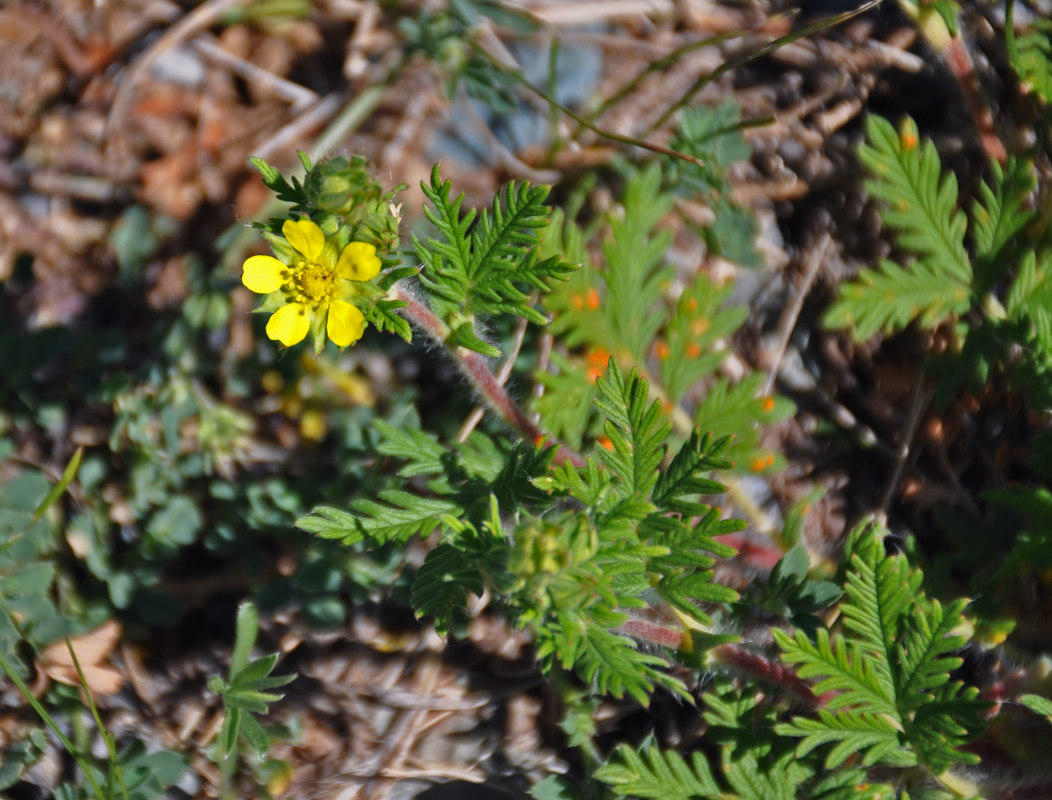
{"left": 293, "top": 261, "right": 338, "bottom": 305}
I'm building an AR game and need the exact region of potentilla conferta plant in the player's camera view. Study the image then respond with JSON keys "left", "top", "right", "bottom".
{"left": 239, "top": 152, "right": 998, "bottom": 800}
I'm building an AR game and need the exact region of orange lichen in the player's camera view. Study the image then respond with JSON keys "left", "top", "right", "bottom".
{"left": 750, "top": 453, "right": 776, "bottom": 472}
{"left": 585, "top": 348, "right": 610, "bottom": 383}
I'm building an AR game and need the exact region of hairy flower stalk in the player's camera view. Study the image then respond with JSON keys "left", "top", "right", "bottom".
{"left": 389, "top": 285, "right": 584, "bottom": 466}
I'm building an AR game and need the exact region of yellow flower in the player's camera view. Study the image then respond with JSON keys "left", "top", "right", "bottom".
{"left": 242, "top": 218, "right": 381, "bottom": 349}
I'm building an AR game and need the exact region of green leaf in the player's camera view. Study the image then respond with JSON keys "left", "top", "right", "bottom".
{"left": 597, "top": 743, "right": 721, "bottom": 799}
{"left": 32, "top": 448, "right": 82, "bottom": 522}
{"left": 659, "top": 276, "right": 747, "bottom": 405}
{"left": 230, "top": 602, "right": 259, "bottom": 677}
{"left": 773, "top": 627, "right": 899, "bottom": 719}
{"left": 652, "top": 431, "right": 731, "bottom": 515}
{"left": 411, "top": 543, "right": 485, "bottom": 636}
{"left": 530, "top": 775, "right": 578, "bottom": 800}
{"left": 693, "top": 373, "right": 792, "bottom": 470}
{"left": 1007, "top": 11, "right": 1052, "bottom": 107}
{"left": 600, "top": 165, "right": 676, "bottom": 364}
{"left": 774, "top": 522, "right": 988, "bottom": 773}
{"left": 1021, "top": 693, "right": 1052, "bottom": 723}
{"left": 670, "top": 99, "right": 752, "bottom": 196}
{"left": 232, "top": 652, "right": 281, "bottom": 686}
{"left": 413, "top": 165, "right": 572, "bottom": 345}
{"left": 542, "top": 456, "right": 610, "bottom": 506}
{"left": 826, "top": 114, "right": 973, "bottom": 339}
{"left": 594, "top": 359, "right": 671, "bottom": 500}
{"left": 806, "top": 769, "right": 893, "bottom": 800}
{"left": 1006, "top": 250, "right": 1052, "bottom": 354}
{"left": 825, "top": 257, "right": 973, "bottom": 340}
{"left": 146, "top": 495, "right": 203, "bottom": 548}
{"left": 364, "top": 300, "right": 412, "bottom": 342}
{"left": 778, "top": 711, "right": 914, "bottom": 769}
{"left": 248, "top": 157, "right": 311, "bottom": 210}
{"left": 859, "top": 115, "right": 971, "bottom": 284}
{"left": 373, "top": 420, "right": 447, "bottom": 477}
{"left": 0, "top": 736, "right": 43, "bottom": 791}
{"left": 531, "top": 351, "right": 599, "bottom": 450}
{"left": 297, "top": 492, "right": 459, "bottom": 545}
{"left": 219, "top": 707, "right": 241, "bottom": 758}
{"left": 539, "top": 621, "right": 687, "bottom": 706}
{"left": 238, "top": 711, "right": 270, "bottom": 760}
{"left": 248, "top": 156, "right": 283, "bottom": 187}
{"left": 447, "top": 321, "right": 502, "bottom": 357}
{"left": 971, "top": 156, "right": 1036, "bottom": 292}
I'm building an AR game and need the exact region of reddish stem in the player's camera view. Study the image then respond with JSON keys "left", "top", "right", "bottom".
{"left": 619, "top": 619, "right": 825, "bottom": 709}
{"left": 392, "top": 286, "right": 583, "bottom": 465}
{"left": 712, "top": 643, "right": 825, "bottom": 708}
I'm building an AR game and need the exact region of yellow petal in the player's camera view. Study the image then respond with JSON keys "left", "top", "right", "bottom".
{"left": 266, "top": 302, "right": 311, "bottom": 347}
{"left": 336, "top": 242, "right": 381, "bottom": 282}
{"left": 242, "top": 255, "right": 287, "bottom": 294}
{"left": 282, "top": 218, "right": 325, "bottom": 262}
{"left": 327, "top": 301, "right": 366, "bottom": 347}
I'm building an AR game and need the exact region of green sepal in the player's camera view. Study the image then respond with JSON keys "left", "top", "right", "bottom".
{"left": 259, "top": 230, "right": 298, "bottom": 265}
{"left": 248, "top": 157, "right": 282, "bottom": 189}
{"left": 377, "top": 265, "right": 421, "bottom": 291}
{"left": 255, "top": 293, "right": 291, "bottom": 314}
{"left": 309, "top": 310, "right": 327, "bottom": 355}
{"left": 447, "top": 322, "right": 501, "bottom": 357}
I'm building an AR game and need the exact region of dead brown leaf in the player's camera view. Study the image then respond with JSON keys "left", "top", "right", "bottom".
{"left": 37, "top": 619, "right": 125, "bottom": 697}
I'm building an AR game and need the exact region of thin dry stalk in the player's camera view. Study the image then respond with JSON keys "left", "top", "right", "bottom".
{"left": 763, "top": 232, "right": 830, "bottom": 398}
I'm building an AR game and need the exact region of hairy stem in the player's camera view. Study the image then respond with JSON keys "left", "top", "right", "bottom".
{"left": 391, "top": 286, "right": 584, "bottom": 465}
{"left": 615, "top": 619, "right": 823, "bottom": 708}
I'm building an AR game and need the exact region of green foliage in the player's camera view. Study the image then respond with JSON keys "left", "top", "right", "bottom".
{"left": 596, "top": 524, "right": 987, "bottom": 799}
{"left": 597, "top": 740, "right": 722, "bottom": 799}
{"left": 659, "top": 276, "right": 748, "bottom": 407}
{"left": 734, "top": 545, "right": 842, "bottom": 636}
{"left": 1006, "top": 0, "right": 1052, "bottom": 109}
{"left": 0, "top": 454, "right": 187, "bottom": 799}
{"left": 1006, "top": 249, "right": 1052, "bottom": 353}
{"left": 412, "top": 165, "right": 572, "bottom": 354}
{"left": 600, "top": 165, "right": 677, "bottom": 363}
{"left": 666, "top": 99, "right": 762, "bottom": 267}
{"left": 827, "top": 113, "right": 1052, "bottom": 412}
{"left": 597, "top": 681, "right": 886, "bottom": 800}
{"left": 300, "top": 359, "right": 744, "bottom": 704}
{"left": 0, "top": 468, "right": 72, "bottom": 675}
{"left": 594, "top": 362, "right": 672, "bottom": 498}
{"left": 249, "top": 152, "right": 314, "bottom": 212}
{"left": 692, "top": 373, "right": 793, "bottom": 470}
{"left": 825, "top": 115, "right": 972, "bottom": 338}
{"left": 1021, "top": 693, "right": 1052, "bottom": 723}
{"left": 208, "top": 602, "right": 296, "bottom": 788}
{"left": 972, "top": 156, "right": 1036, "bottom": 293}
{"left": 538, "top": 168, "right": 791, "bottom": 475}
{"left": 398, "top": 0, "right": 536, "bottom": 113}
{"left": 773, "top": 522, "right": 988, "bottom": 774}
